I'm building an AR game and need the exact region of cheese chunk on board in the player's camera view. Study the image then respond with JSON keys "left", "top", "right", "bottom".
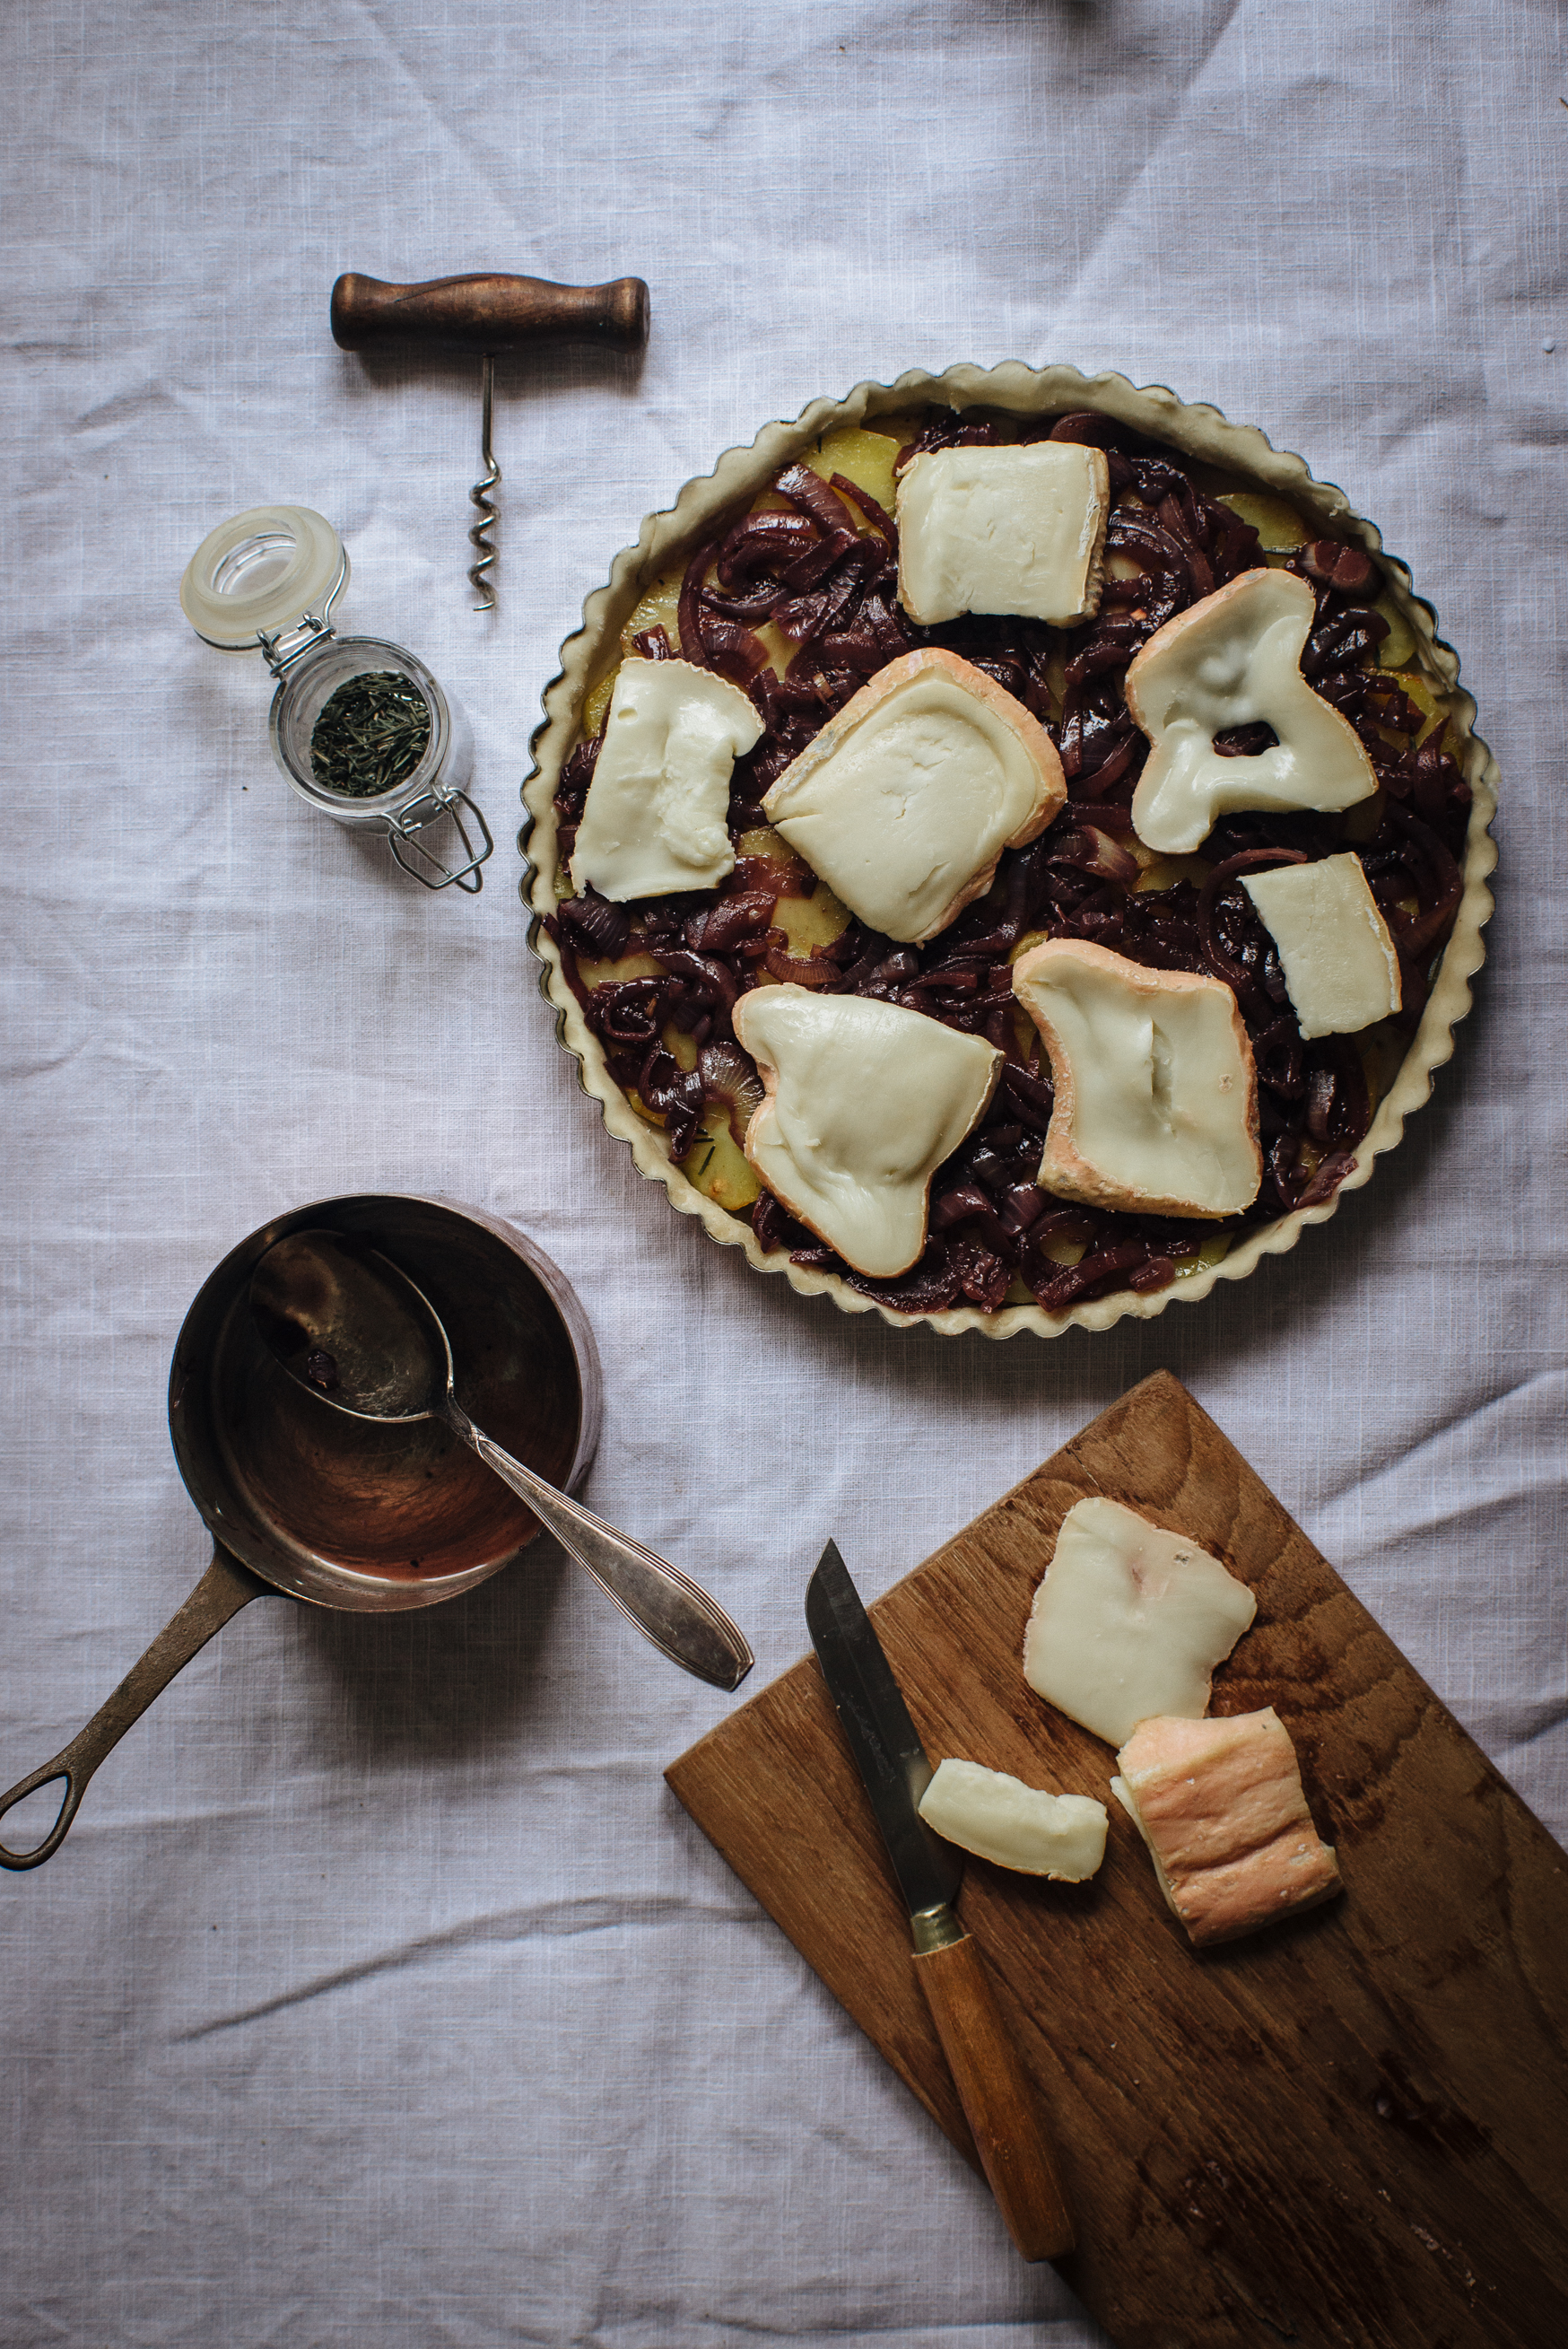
{"left": 1023, "top": 1496, "right": 1257, "bottom": 1747}
{"left": 732, "top": 984, "right": 1002, "bottom": 1278}
{"left": 1111, "top": 1708, "right": 1343, "bottom": 1948}
{"left": 570, "top": 657, "right": 763, "bottom": 901}
{"left": 1124, "top": 570, "right": 1378, "bottom": 856}
{"left": 1242, "top": 852, "right": 1402, "bottom": 1039}
{"left": 762, "top": 649, "right": 1065, "bottom": 945}
{"left": 895, "top": 441, "right": 1111, "bottom": 627}
{"left": 919, "top": 1757, "right": 1109, "bottom": 1882}
{"left": 1012, "top": 939, "right": 1260, "bottom": 1219}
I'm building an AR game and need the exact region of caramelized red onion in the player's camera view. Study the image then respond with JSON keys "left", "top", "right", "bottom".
{"left": 698, "top": 1039, "right": 763, "bottom": 1144}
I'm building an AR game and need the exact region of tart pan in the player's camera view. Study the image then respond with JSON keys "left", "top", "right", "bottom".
{"left": 518, "top": 363, "right": 1497, "bottom": 1340}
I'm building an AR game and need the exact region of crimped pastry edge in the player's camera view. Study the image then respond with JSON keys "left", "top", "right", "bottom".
{"left": 518, "top": 362, "right": 1498, "bottom": 1341}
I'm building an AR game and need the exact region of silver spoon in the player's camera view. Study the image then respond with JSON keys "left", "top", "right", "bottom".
{"left": 249, "top": 1230, "right": 753, "bottom": 1691}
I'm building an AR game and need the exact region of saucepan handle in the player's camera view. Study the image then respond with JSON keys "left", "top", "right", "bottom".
{"left": 0, "top": 1546, "right": 272, "bottom": 1871}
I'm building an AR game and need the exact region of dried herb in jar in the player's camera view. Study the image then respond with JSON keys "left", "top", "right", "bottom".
{"left": 310, "top": 671, "right": 432, "bottom": 799}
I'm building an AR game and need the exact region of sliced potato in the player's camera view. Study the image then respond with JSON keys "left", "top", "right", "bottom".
{"left": 681, "top": 1105, "right": 761, "bottom": 1213}
{"left": 1173, "top": 1229, "right": 1233, "bottom": 1280}
{"left": 775, "top": 885, "right": 852, "bottom": 956}
{"left": 662, "top": 1022, "right": 699, "bottom": 1074}
{"left": 579, "top": 567, "right": 687, "bottom": 734}
{"left": 1218, "top": 492, "right": 1311, "bottom": 552}
{"left": 802, "top": 424, "right": 902, "bottom": 515}
{"left": 734, "top": 824, "right": 813, "bottom": 892}
{"left": 621, "top": 569, "right": 684, "bottom": 658}
{"left": 1373, "top": 594, "right": 1417, "bottom": 669}
{"left": 575, "top": 947, "right": 666, "bottom": 988}
{"left": 1135, "top": 851, "right": 1211, "bottom": 895}
{"left": 581, "top": 668, "right": 616, "bottom": 738}
{"left": 1379, "top": 667, "right": 1451, "bottom": 746}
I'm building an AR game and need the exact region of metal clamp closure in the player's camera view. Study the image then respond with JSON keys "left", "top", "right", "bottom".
{"left": 388, "top": 787, "right": 493, "bottom": 893}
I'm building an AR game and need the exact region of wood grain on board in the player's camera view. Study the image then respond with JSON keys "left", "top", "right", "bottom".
{"left": 666, "top": 1372, "right": 1568, "bottom": 2349}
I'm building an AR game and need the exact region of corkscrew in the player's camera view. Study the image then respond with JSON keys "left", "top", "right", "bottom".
{"left": 330, "top": 271, "right": 650, "bottom": 611}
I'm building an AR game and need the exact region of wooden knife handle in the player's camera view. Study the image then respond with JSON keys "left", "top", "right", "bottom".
{"left": 330, "top": 272, "right": 649, "bottom": 357}
{"left": 913, "top": 1931, "right": 1076, "bottom": 2261}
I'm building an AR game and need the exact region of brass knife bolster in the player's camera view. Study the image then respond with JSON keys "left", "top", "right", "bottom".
{"left": 911, "top": 1900, "right": 966, "bottom": 1954}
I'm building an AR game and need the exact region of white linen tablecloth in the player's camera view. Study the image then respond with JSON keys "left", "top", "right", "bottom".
{"left": 3, "top": 4, "right": 1564, "bottom": 2343}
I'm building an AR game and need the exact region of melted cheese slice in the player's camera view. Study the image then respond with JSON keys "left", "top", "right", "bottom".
{"left": 731, "top": 983, "right": 1001, "bottom": 1278}
{"left": 1111, "top": 1709, "right": 1342, "bottom": 1947}
{"left": 570, "top": 657, "right": 763, "bottom": 901}
{"left": 1023, "top": 1497, "right": 1257, "bottom": 1747}
{"left": 895, "top": 442, "right": 1110, "bottom": 626}
{"left": 1242, "top": 852, "right": 1401, "bottom": 1039}
{"left": 1012, "top": 939, "right": 1260, "bottom": 1218}
{"left": 918, "top": 1758, "right": 1108, "bottom": 1882}
{"left": 1125, "top": 570, "right": 1378, "bottom": 856}
{"left": 762, "top": 649, "right": 1065, "bottom": 944}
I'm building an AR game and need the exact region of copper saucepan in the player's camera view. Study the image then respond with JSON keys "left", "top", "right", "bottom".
{"left": 0, "top": 1192, "right": 601, "bottom": 1869}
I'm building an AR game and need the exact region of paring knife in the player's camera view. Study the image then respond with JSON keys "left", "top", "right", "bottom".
{"left": 806, "top": 1540, "right": 1076, "bottom": 2262}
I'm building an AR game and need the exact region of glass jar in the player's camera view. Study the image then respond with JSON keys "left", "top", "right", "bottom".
{"left": 180, "top": 505, "right": 492, "bottom": 892}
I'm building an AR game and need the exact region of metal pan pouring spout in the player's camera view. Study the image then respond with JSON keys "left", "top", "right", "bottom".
{"left": 0, "top": 1193, "right": 610, "bottom": 1870}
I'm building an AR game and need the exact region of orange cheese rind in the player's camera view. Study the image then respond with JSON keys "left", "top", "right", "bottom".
{"left": 1112, "top": 1708, "right": 1342, "bottom": 1949}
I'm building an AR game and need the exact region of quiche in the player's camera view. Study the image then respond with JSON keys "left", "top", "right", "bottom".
{"left": 521, "top": 365, "right": 1497, "bottom": 1338}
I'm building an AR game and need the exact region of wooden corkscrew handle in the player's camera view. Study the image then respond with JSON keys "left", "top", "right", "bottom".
{"left": 330, "top": 271, "right": 649, "bottom": 357}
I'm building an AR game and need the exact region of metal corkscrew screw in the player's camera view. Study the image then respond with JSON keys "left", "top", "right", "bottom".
{"left": 329, "top": 271, "right": 651, "bottom": 610}
{"left": 469, "top": 354, "right": 501, "bottom": 610}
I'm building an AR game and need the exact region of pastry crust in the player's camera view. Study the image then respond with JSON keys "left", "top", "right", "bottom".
{"left": 519, "top": 362, "right": 1498, "bottom": 1340}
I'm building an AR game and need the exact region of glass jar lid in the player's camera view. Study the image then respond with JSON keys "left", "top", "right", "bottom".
{"left": 180, "top": 505, "right": 348, "bottom": 651}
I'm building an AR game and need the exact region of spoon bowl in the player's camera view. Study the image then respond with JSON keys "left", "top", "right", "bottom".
{"left": 249, "top": 1229, "right": 454, "bottom": 1423}
{"left": 250, "top": 1230, "right": 754, "bottom": 1691}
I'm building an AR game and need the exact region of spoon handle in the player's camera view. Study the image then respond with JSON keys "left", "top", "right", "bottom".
{"left": 449, "top": 1405, "right": 754, "bottom": 1692}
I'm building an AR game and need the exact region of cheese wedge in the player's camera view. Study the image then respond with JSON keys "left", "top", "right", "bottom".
{"left": 762, "top": 649, "right": 1065, "bottom": 945}
{"left": 731, "top": 983, "right": 1001, "bottom": 1278}
{"left": 1242, "top": 852, "right": 1401, "bottom": 1039}
{"left": 1111, "top": 1709, "right": 1343, "bottom": 1947}
{"left": 1012, "top": 939, "right": 1260, "bottom": 1218}
{"left": 1023, "top": 1497, "right": 1257, "bottom": 1747}
{"left": 1125, "top": 570, "right": 1378, "bottom": 856}
{"left": 918, "top": 1758, "right": 1108, "bottom": 1882}
{"left": 895, "top": 442, "right": 1110, "bottom": 626}
{"left": 570, "top": 657, "right": 763, "bottom": 901}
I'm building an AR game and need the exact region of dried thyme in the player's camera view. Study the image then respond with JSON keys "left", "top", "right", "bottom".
{"left": 310, "top": 671, "right": 431, "bottom": 799}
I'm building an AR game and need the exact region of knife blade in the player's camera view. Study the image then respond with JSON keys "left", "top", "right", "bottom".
{"left": 806, "top": 1539, "right": 1076, "bottom": 2263}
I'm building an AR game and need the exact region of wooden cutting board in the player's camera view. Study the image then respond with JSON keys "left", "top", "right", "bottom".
{"left": 666, "top": 1372, "right": 1568, "bottom": 2349}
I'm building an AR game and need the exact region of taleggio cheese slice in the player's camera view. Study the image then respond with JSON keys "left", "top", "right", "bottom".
{"left": 895, "top": 441, "right": 1111, "bottom": 627}
{"left": 1125, "top": 569, "right": 1378, "bottom": 856}
{"left": 570, "top": 657, "right": 763, "bottom": 901}
{"left": 1023, "top": 1497, "right": 1257, "bottom": 1747}
{"left": 918, "top": 1757, "right": 1108, "bottom": 1882}
{"left": 1111, "top": 1709, "right": 1342, "bottom": 1947}
{"left": 731, "top": 984, "right": 1001, "bottom": 1279}
{"left": 762, "top": 649, "right": 1065, "bottom": 946}
{"left": 1242, "top": 852, "right": 1401, "bottom": 1039}
{"left": 1012, "top": 939, "right": 1260, "bottom": 1219}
